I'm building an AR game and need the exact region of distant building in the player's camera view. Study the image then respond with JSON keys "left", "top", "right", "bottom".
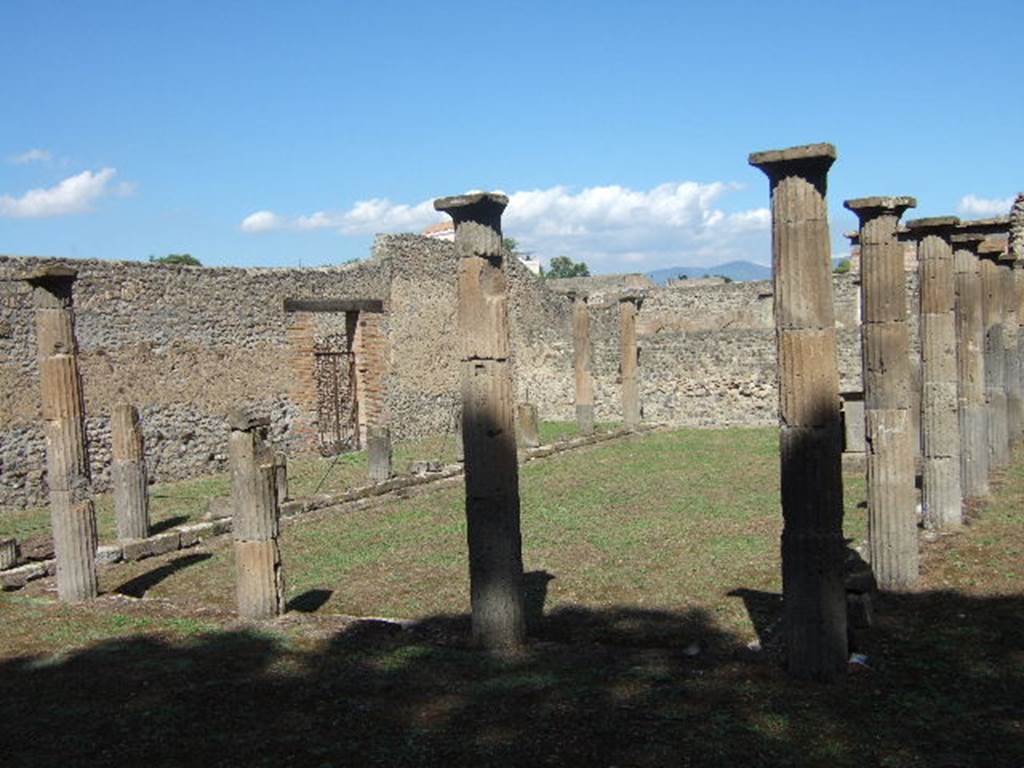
{"left": 422, "top": 221, "right": 455, "bottom": 241}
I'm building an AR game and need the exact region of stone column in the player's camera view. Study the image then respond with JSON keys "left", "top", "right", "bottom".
{"left": 906, "top": 217, "right": 963, "bottom": 531}
{"left": 1001, "top": 250, "right": 1022, "bottom": 446}
{"left": 434, "top": 192, "right": 525, "bottom": 651}
{"left": 516, "top": 403, "right": 541, "bottom": 448}
{"left": 569, "top": 291, "right": 595, "bottom": 434}
{"left": 274, "top": 452, "right": 289, "bottom": 505}
{"left": 111, "top": 403, "right": 150, "bottom": 540}
{"left": 619, "top": 295, "right": 641, "bottom": 430}
{"left": 951, "top": 233, "right": 990, "bottom": 498}
{"left": 367, "top": 426, "right": 392, "bottom": 483}
{"left": 979, "top": 246, "right": 1009, "bottom": 469}
{"left": 25, "top": 267, "right": 98, "bottom": 602}
{"left": 1013, "top": 194, "right": 1024, "bottom": 444}
{"left": 749, "top": 143, "right": 847, "bottom": 682}
{"left": 229, "top": 409, "right": 285, "bottom": 619}
{"left": 844, "top": 197, "right": 918, "bottom": 587}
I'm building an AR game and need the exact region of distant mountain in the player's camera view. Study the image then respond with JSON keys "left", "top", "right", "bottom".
{"left": 646, "top": 260, "right": 771, "bottom": 285}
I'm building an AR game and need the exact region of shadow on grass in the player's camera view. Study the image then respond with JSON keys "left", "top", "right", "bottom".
{"left": 115, "top": 553, "right": 212, "bottom": 598}
{"left": 288, "top": 588, "right": 334, "bottom": 613}
{"left": 149, "top": 515, "right": 190, "bottom": 535}
{"left": 1, "top": 588, "right": 1021, "bottom": 767}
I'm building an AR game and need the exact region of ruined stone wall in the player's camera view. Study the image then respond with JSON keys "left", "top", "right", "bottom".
{"left": 0, "top": 255, "right": 388, "bottom": 509}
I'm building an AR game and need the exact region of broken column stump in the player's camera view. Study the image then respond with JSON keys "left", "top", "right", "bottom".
{"left": 980, "top": 244, "right": 1009, "bottom": 469}
{"left": 952, "top": 233, "right": 990, "bottom": 499}
{"left": 111, "top": 403, "right": 151, "bottom": 540}
{"left": 517, "top": 403, "right": 541, "bottom": 448}
{"left": 228, "top": 409, "right": 285, "bottom": 619}
{"left": 274, "top": 452, "right": 289, "bottom": 505}
{"left": 907, "top": 217, "right": 963, "bottom": 531}
{"left": 25, "top": 266, "right": 98, "bottom": 602}
{"left": 569, "top": 291, "right": 596, "bottom": 434}
{"left": 435, "top": 192, "right": 526, "bottom": 651}
{"left": 619, "top": 295, "right": 642, "bottom": 430}
{"left": 750, "top": 143, "right": 847, "bottom": 681}
{"left": 367, "top": 426, "right": 392, "bottom": 483}
{"left": 844, "top": 197, "right": 919, "bottom": 587}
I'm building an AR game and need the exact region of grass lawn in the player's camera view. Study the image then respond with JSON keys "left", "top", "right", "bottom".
{"left": 0, "top": 420, "right": 615, "bottom": 542}
{"left": 0, "top": 426, "right": 1021, "bottom": 767}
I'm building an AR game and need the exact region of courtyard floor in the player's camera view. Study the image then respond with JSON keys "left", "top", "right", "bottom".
{"left": 0, "top": 426, "right": 1021, "bottom": 767}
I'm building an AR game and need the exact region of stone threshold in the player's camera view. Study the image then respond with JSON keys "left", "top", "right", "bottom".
{"left": 1, "top": 425, "right": 658, "bottom": 592}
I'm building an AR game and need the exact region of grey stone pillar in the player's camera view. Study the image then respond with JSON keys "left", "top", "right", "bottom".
{"left": 111, "top": 403, "right": 150, "bottom": 540}
{"left": 979, "top": 245, "right": 1009, "bottom": 469}
{"left": 435, "top": 192, "right": 525, "bottom": 651}
{"left": 1013, "top": 195, "right": 1024, "bottom": 444}
{"left": 619, "top": 295, "right": 641, "bottom": 430}
{"left": 274, "top": 452, "right": 289, "bottom": 506}
{"left": 951, "top": 233, "right": 990, "bottom": 498}
{"left": 229, "top": 409, "right": 285, "bottom": 619}
{"left": 906, "top": 217, "right": 963, "bottom": 531}
{"left": 25, "top": 267, "right": 98, "bottom": 602}
{"left": 1001, "top": 249, "right": 1022, "bottom": 446}
{"left": 844, "top": 197, "right": 918, "bottom": 587}
{"left": 367, "top": 426, "right": 392, "bottom": 483}
{"left": 750, "top": 143, "right": 847, "bottom": 682}
{"left": 516, "top": 403, "right": 540, "bottom": 448}
{"left": 569, "top": 291, "right": 595, "bottom": 434}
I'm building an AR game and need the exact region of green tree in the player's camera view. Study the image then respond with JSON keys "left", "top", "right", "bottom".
{"left": 150, "top": 253, "right": 201, "bottom": 267}
{"left": 503, "top": 237, "right": 519, "bottom": 254}
{"left": 546, "top": 255, "right": 590, "bottom": 279}
{"left": 833, "top": 258, "right": 851, "bottom": 274}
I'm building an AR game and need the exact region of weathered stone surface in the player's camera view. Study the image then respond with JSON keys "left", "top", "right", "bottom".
{"left": 437, "top": 191, "right": 525, "bottom": 651}
{"left": 619, "top": 297, "right": 641, "bottom": 429}
{"left": 111, "top": 404, "right": 150, "bottom": 541}
{"left": 234, "top": 539, "right": 285, "bottom": 620}
{"left": 1, "top": 562, "right": 47, "bottom": 590}
{"left": 0, "top": 538, "right": 17, "bottom": 570}
{"left": 274, "top": 452, "right": 289, "bottom": 505}
{"left": 751, "top": 143, "right": 847, "bottom": 682}
{"left": 122, "top": 531, "right": 180, "bottom": 561}
{"left": 842, "top": 397, "right": 866, "bottom": 453}
{"left": 367, "top": 426, "right": 392, "bottom": 483}
{"left": 205, "top": 495, "right": 232, "bottom": 520}
{"left": 953, "top": 235, "right": 989, "bottom": 498}
{"left": 95, "top": 544, "right": 123, "bottom": 565}
{"left": 516, "top": 403, "right": 541, "bottom": 448}
{"left": 177, "top": 522, "right": 216, "bottom": 547}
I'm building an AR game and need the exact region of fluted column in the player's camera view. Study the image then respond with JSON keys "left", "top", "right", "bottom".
{"left": 951, "top": 233, "right": 990, "bottom": 498}
{"left": 750, "top": 143, "right": 847, "bottom": 682}
{"left": 367, "top": 426, "right": 392, "bottom": 483}
{"left": 1000, "top": 249, "right": 1022, "bottom": 446}
{"left": 979, "top": 246, "right": 1009, "bottom": 469}
{"left": 229, "top": 409, "right": 285, "bottom": 619}
{"left": 25, "top": 267, "right": 98, "bottom": 602}
{"left": 569, "top": 291, "right": 595, "bottom": 434}
{"left": 619, "top": 295, "right": 642, "bottom": 430}
{"left": 435, "top": 192, "right": 525, "bottom": 651}
{"left": 1013, "top": 195, "right": 1024, "bottom": 443}
{"left": 906, "top": 217, "right": 963, "bottom": 531}
{"left": 844, "top": 197, "right": 918, "bottom": 586}
{"left": 111, "top": 403, "right": 150, "bottom": 540}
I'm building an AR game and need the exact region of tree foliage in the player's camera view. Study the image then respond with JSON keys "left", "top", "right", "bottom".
{"left": 150, "top": 253, "right": 202, "bottom": 267}
{"left": 546, "top": 255, "right": 590, "bottom": 279}
{"left": 833, "top": 258, "right": 851, "bottom": 274}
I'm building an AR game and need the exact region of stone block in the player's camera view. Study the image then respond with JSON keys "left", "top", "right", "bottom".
{"left": 177, "top": 522, "right": 215, "bottom": 548}
{"left": 841, "top": 397, "right": 866, "bottom": 453}
{"left": 122, "top": 531, "right": 180, "bottom": 561}
{"left": 95, "top": 545, "right": 123, "bottom": 565}
{"left": 0, "top": 538, "right": 17, "bottom": 570}
{"left": 1, "top": 562, "right": 46, "bottom": 590}
{"left": 210, "top": 517, "right": 233, "bottom": 537}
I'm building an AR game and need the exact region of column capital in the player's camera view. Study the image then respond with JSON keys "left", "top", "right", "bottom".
{"left": 434, "top": 192, "right": 508, "bottom": 223}
{"left": 906, "top": 216, "right": 960, "bottom": 239}
{"left": 748, "top": 143, "right": 836, "bottom": 180}
{"left": 23, "top": 265, "right": 78, "bottom": 306}
{"left": 843, "top": 196, "right": 916, "bottom": 222}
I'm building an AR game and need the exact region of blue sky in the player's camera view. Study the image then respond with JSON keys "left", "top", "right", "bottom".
{"left": 1, "top": 0, "right": 1021, "bottom": 273}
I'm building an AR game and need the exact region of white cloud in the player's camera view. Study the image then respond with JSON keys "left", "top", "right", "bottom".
{"left": 8, "top": 148, "right": 52, "bottom": 165}
{"left": 240, "top": 210, "right": 284, "bottom": 233}
{"left": 239, "top": 181, "right": 771, "bottom": 271}
{"left": 0, "top": 168, "right": 124, "bottom": 218}
{"left": 957, "top": 194, "right": 1013, "bottom": 218}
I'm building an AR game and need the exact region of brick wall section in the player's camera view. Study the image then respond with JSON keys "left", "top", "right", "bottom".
{"left": 354, "top": 311, "right": 388, "bottom": 445}
{"left": 286, "top": 311, "right": 317, "bottom": 448}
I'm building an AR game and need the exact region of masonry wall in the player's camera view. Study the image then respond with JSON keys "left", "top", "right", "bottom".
{"left": 0, "top": 256, "right": 388, "bottom": 509}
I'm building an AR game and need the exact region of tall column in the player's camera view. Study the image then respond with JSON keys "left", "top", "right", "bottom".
{"left": 951, "top": 233, "right": 990, "bottom": 498}
{"left": 1012, "top": 194, "right": 1024, "bottom": 444}
{"left": 111, "top": 403, "right": 150, "bottom": 540}
{"left": 979, "top": 246, "right": 1009, "bottom": 469}
{"left": 749, "top": 143, "right": 847, "bottom": 682}
{"left": 1000, "top": 250, "right": 1022, "bottom": 446}
{"left": 25, "top": 267, "right": 98, "bottom": 602}
{"left": 844, "top": 197, "right": 918, "bottom": 587}
{"left": 435, "top": 192, "right": 525, "bottom": 651}
{"left": 619, "top": 295, "right": 641, "bottom": 430}
{"left": 229, "top": 409, "right": 285, "bottom": 619}
{"left": 367, "top": 426, "right": 392, "bottom": 483}
{"left": 569, "top": 291, "right": 595, "bottom": 434}
{"left": 906, "top": 217, "right": 963, "bottom": 530}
